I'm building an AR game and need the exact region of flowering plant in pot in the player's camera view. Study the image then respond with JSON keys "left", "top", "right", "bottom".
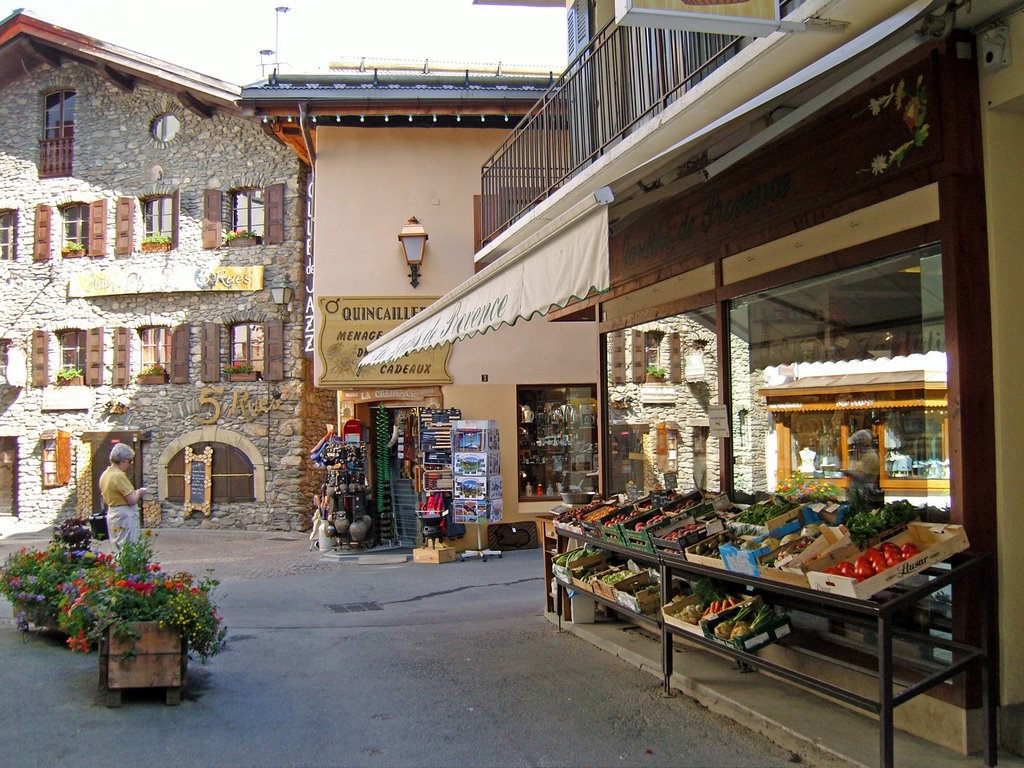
{"left": 59, "top": 534, "right": 226, "bottom": 662}
{"left": 61, "top": 241, "right": 85, "bottom": 256}
{"left": 140, "top": 234, "right": 172, "bottom": 252}
{"left": 645, "top": 364, "right": 668, "bottom": 382}
{"left": 224, "top": 228, "right": 261, "bottom": 245}
{"left": 136, "top": 363, "right": 169, "bottom": 383}
{"left": 222, "top": 361, "right": 257, "bottom": 380}
{"left": 55, "top": 366, "right": 84, "bottom": 385}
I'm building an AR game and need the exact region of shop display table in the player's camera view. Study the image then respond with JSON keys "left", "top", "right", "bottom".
{"left": 549, "top": 528, "right": 996, "bottom": 768}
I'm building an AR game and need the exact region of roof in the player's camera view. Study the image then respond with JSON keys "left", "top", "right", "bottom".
{"left": 0, "top": 11, "right": 239, "bottom": 117}
{"left": 760, "top": 370, "right": 948, "bottom": 397}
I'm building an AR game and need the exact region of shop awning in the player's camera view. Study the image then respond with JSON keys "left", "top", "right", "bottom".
{"left": 761, "top": 369, "right": 948, "bottom": 412}
{"left": 359, "top": 204, "right": 609, "bottom": 367}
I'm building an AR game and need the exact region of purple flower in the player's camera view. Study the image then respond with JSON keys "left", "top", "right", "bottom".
{"left": 16, "top": 611, "right": 28, "bottom": 632}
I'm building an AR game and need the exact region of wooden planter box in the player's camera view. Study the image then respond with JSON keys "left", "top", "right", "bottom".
{"left": 136, "top": 373, "right": 169, "bottom": 385}
{"left": 140, "top": 241, "right": 172, "bottom": 253}
{"left": 99, "top": 621, "right": 187, "bottom": 707}
{"left": 226, "top": 236, "right": 260, "bottom": 248}
{"left": 55, "top": 375, "right": 84, "bottom": 386}
{"left": 226, "top": 371, "right": 258, "bottom": 382}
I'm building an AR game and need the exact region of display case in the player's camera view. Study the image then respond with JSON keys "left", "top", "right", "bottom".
{"left": 518, "top": 385, "right": 598, "bottom": 500}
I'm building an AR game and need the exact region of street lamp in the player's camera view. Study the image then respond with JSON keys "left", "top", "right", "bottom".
{"left": 398, "top": 217, "right": 428, "bottom": 288}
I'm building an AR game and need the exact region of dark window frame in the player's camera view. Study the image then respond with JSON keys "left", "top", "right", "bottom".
{"left": 231, "top": 189, "right": 265, "bottom": 237}
{"left": 143, "top": 196, "right": 174, "bottom": 239}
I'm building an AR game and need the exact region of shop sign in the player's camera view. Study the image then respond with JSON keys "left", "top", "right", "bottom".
{"left": 317, "top": 296, "right": 452, "bottom": 387}
{"left": 707, "top": 405, "right": 730, "bottom": 438}
{"left": 68, "top": 265, "right": 264, "bottom": 297}
{"left": 303, "top": 172, "right": 315, "bottom": 358}
{"left": 341, "top": 386, "right": 442, "bottom": 405}
{"left": 194, "top": 386, "right": 282, "bottom": 425}
{"left": 615, "top": 0, "right": 781, "bottom": 36}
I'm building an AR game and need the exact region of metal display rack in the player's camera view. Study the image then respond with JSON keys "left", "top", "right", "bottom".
{"left": 549, "top": 527, "right": 997, "bottom": 768}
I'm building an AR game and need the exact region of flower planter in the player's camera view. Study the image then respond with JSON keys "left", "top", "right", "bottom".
{"left": 136, "top": 373, "right": 169, "bottom": 385}
{"left": 226, "top": 236, "right": 260, "bottom": 248}
{"left": 227, "top": 372, "right": 258, "bottom": 382}
{"left": 61, "top": 247, "right": 86, "bottom": 258}
{"left": 55, "top": 375, "right": 84, "bottom": 387}
{"left": 99, "top": 621, "right": 187, "bottom": 707}
{"left": 140, "top": 242, "right": 172, "bottom": 253}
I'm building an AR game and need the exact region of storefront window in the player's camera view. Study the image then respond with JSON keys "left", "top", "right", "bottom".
{"left": 603, "top": 306, "right": 720, "bottom": 496}
{"left": 728, "top": 244, "right": 949, "bottom": 513}
{"left": 517, "top": 385, "right": 597, "bottom": 500}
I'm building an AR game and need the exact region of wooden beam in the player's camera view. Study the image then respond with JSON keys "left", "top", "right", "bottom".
{"left": 177, "top": 91, "right": 214, "bottom": 119}
{"left": 28, "top": 40, "right": 61, "bottom": 68}
{"left": 102, "top": 65, "right": 135, "bottom": 93}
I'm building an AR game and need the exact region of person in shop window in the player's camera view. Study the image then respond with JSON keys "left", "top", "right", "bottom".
{"left": 99, "top": 443, "right": 147, "bottom": 550}
{"left": 843, "top": 429, "right": 883, "bottom": 509}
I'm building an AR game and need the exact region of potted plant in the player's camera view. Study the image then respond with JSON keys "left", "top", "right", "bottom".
{"left": 136, "top": 363, "right": 169, "bottom": 384}
{"left": 224, "top": 228, "right": 261, "bottom": 247}
{"left": 140, "top": 234, "right": 173, "bottom": 253}
{"left": 55, "top": 366, "right": 85, "bottom": 386}
{"left": 61, "top": 242, "right": 86, "bottom": 257}
{"left": 222, "top": 361, "right": 258, "bottom": 381}
{"left": 645, "top": 364, "right": 668, "bottom": 383}
{"left": 58, "top": 536, "right": 226, "bottom": 706}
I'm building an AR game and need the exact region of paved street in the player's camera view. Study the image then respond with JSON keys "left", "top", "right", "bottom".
{"left": 0, "top": 524, "right": 826, "bottom": 768}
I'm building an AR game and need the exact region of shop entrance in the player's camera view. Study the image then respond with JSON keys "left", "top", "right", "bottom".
{"left": 0, "top": 436, "right": 17, "bottom": 516}
{"left": 87, "top": 432, "right": 143, "bottom": 516}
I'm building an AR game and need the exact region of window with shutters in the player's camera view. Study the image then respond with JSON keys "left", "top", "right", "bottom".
{"left": 60, "top": 204, "right": 88, "bottom": 256}
{"left": 166, "top": 441, "right": 255, "bottom": 502}
{"left": 58, "top": 329, "right": 87, "bottom": 378}
{"left": 41, "top": 430, "right": 71, "bottom": 487}
{"left": 0, "top": 210, "right": 14, "bottom": 260}
{"left": 40, "top": 90, "right": 75, "bottom": 178}
{"left": 229, "top": 323, "right": 264, "bottom": 374}
{"left": 140, "top": 326, "right": 172, "bottom": 367}
{"left": 644, "top": 330, "right": 665, "bottom": 379}
{"left": 143, "top": 196, "right": 174, "bottom": 240}
{"left": 231, "top": 189, "right": 264, "bottom": 237}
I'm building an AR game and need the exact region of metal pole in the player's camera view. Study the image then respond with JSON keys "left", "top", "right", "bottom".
{"left": 879, "top": 612, "right": 894, "bottom": 768}
{"left": 274, "top": 7, "right": 290, "bottom": 75}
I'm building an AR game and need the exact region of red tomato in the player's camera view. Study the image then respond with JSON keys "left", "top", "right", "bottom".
{"left": 884, "top": 551, "right": 902, "bottom": 568}
{"left": 824, "top": 567, "right": 841, "bottom": 575}
{"left": 901, "top": 543, "right": 921, "bottom": 559}
{"left": 836, "top": 561, "right": 856, "bottom": 578}
{"left": 854, "top": 556, "right": 876, "bottom": 579}
{"left": 880, "top": 542, "right": 900, "bottom": 557}
{"left": 866, "top": 548, "right": 886, "bottom": 570}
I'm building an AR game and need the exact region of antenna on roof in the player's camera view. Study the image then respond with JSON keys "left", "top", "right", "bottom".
{"left": 274, "top": 6, "right": 290, "bottom": 75}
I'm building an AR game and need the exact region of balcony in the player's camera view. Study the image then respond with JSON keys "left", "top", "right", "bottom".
{"left": 39, "top": 137, "right": 74, "bottom": 178}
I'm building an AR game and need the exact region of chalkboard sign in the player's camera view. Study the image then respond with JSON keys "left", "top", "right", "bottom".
{"left": 188, "top": 461, "right": 206, "bottom": 505}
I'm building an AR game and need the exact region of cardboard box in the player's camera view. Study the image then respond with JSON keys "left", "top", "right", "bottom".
{"left": 413, "top": 546, "right": 458, "bottom": 564}
{"left": 805, "top": 522, "right": 969, "bottom": 599}
{"left": 661, "top": 595, "right": 706, "bottom": 636}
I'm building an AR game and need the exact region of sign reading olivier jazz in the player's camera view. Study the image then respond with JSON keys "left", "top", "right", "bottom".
{"left": 318, "top": 297, "right": 452, "bottom": 387}
{"left": 68, "top": 265, "right": 263, "bottom": 297}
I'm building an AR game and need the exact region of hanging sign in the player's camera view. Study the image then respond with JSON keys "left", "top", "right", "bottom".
{"left": 615, "top": 0, "right": 783, "bottom": 36}
{"left": 708, "top": 405, "right": 731, "bottom": 438}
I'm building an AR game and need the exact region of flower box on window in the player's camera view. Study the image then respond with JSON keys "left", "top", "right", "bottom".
{"left": 61, "top": 243, "right": 86, "bottom": 257}
{"left": 140, "top": 238, "right": 172, "bottom": 253}
{"left": 55, "top": 367, "right": 84, "bottom": 386}
{"left": 222, "top": 362, "right": 258, "bottom": 382}
{"left": 225, "top": 229, "right": 261, "bottom": 248}
{"left": 136, "top": 364, "right": 169, "bottom": 385}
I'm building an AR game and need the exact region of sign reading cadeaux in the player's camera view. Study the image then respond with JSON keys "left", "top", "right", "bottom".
{"left": 615, "top": 0, "right": 780, "bottom": 36}
{"left": 318, "top": 296, "right": 452, "bottom": 387}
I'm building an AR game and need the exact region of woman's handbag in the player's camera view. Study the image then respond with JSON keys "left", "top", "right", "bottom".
{"left": 89, "top": 507, "right": 109, "bottom": 541}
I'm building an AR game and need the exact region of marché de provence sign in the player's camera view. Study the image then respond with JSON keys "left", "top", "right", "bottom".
{"left": 317, "top": 296, "right": 452, "bottom": 387}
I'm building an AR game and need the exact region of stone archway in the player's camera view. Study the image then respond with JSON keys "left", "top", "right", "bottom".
{"left": 158, "top": 426, "right": 266, "bottom": 501}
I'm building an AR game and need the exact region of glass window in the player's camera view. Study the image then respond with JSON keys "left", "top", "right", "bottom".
{"left": 61, "top": 204, "right": 88, "bottom": 254}
{"left": 143, "top": 197, "right": 174, "bottom": 239}
{"left": 140, "top": 327, "right": 171, "bottom": 367}
{"left": 518, "top": 385, "right": 598, "bottom": 500}
{"left": 604, "top": 306, "right": 719, "bottom": 496}
{"left": 230, "top": 323, "right": 264, "bottom": 373}
{"left": 231, "top": 189, "right": 264, "bottom": 237}
{"left": 58, "top": 329, "right": 87, "bottom": 375}
{"left": 0, "top": 339, "right": 8, "bottom": 380}
{"left": 43, "top": 91, "right": 75, "bottom": 140}
{"left": 0, "top": 210, "right": 14, "bottom": 260}
{"left": 165, "top": 442, "right": 255, "bottom": 502}
{"left": 728, "top": 244, "right": 949, "bottom": 512}
{"left": 151, "top": 113, "right": 180, "bottom": 142}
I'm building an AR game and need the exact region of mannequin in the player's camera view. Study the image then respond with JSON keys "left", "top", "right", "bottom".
{"left": 798, "top": 445, "right": 817, "bottom": 474}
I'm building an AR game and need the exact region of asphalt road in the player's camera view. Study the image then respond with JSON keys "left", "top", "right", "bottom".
{"left": 0, "top": 527, "right": 814, "bottom": 768}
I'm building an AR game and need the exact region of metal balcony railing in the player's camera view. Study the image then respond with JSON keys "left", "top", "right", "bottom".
{"left": 39, "top": 137, "right": 74, "bottom": 178}
{"left": 479, "top": 3, "right": 802, "bottom": 246}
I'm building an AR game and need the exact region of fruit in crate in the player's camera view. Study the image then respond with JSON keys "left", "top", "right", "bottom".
{"left": 633, "top": 514, "right": 668, "bottom": 531}
{"left": 823, "top": 540, "right": 924, "bottom": 581}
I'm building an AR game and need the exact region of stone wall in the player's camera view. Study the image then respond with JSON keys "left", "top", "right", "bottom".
{"left": 0, "top": 62, "right": 314, "bottom": 530}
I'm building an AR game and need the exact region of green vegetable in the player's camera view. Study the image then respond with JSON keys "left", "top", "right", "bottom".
{"left": 750, "top": 604, "right": 776, "bottom": 632}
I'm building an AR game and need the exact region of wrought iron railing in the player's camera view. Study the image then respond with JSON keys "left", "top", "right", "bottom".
{"left": 39, "top": 137, "right": 74, "bottom": 178}
{"left": 479, "top": 6, "right": 808, "bottom": 245}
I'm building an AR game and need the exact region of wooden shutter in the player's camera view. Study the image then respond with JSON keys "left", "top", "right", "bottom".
{"left": 171, "top": 190, "right": 181, "bottom": 249}
{"left": 171, "top": 324, "right": 190, "bottom": 383}
{"left": 115, "top": 197, "right": 134, "bottom": 255}
{"left": 112, "top": 326, "right": 130, "bottom": 386}
{"left": 31, "top": 330, "right": 49, "bottom": 387}
{"left": 88, "top": 199, "right": 107, "bottom": 257}
{"left": 201, "top": 322, "right": 221, "bottom": 382}
{"left": 86, "top": 327, "right": 104, "bottom": 386}
{"left": 202, "top": 189, "right": 222, "bottom": 249}
{"left": 56, "top": 430, "right": 72, "bottom": 486}
{"left": 668, "top": 333, "right": 682, "bottom": 383}
{"left": 33, "top": 204, "right": 51, "bottom": 261}
{"left": 630, "top": 330, "right": 645, "bottom": 382}
{"left": 264, "top": 183, "right": 285, "bottom": 244}
{"left": 609, "top": 330, "right": 626, "bottom": 385}
{"left": 263, "top": 319, "right": 284, "bottom": 381}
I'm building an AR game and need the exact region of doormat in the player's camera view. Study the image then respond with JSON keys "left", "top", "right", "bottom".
{"left": 487, "top": 523, "right": 538, "bottom": 551}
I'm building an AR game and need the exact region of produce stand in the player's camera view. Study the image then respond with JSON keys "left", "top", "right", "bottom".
{"left": 549, "top": 526, "right": 996, "bottom": 768}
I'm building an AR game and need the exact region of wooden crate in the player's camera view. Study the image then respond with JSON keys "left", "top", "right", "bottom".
{"left": 100, "top": 622, "right": 186, "bottom": 707}
{"left": 413, "top": 545, "right": 458, "bottom": 564}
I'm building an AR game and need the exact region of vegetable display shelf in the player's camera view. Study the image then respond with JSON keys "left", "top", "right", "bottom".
{"left": 549, "top": 527, "right": 996, "bottom": 768}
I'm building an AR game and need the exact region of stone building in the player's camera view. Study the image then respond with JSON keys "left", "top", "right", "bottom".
{"left": 0, "top": 12, "right": 324, "bottom": 531}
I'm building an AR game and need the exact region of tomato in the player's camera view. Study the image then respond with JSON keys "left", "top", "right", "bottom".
{"left": 854, "top": 556, "right": 876, "bottom": 580}
{"left": 901, "top": 543, "right": 921, "bottom": 559}
{"left": 880, "top": 542, "right": 901, "bottom": 558}
{"left": 866, "top": 547, "right": 886, "bottom": 570}
{"left": 824, "top": 567, "right": 841, "bottom": 575}
{"left": 836, "top": 561, "right": 856, "bottom": 578}
{"left": 884, "top": 551, "right": 902, "bottom": 568}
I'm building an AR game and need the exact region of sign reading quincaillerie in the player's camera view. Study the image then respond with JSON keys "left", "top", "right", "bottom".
{"left": 318, "top": 296, "right": 452, "bottom": 387}
{"left": 68, "top": 265, "right": 264, "bottom": 297}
